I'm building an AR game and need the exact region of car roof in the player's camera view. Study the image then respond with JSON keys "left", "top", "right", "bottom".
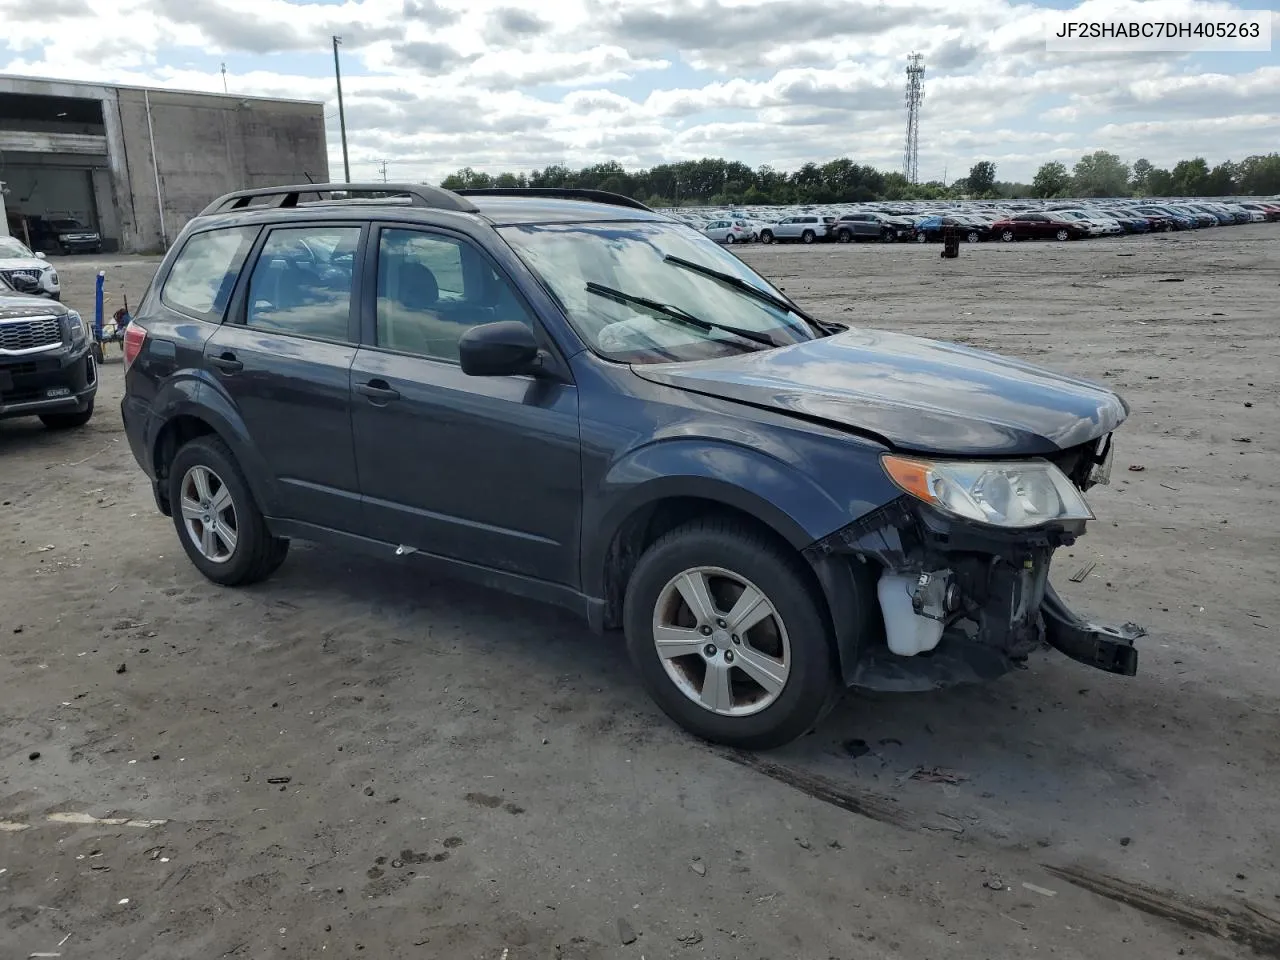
{"left": 467, "top": 195, "right": 667, "bottom": 226}
{"left": 191, "top": 183, "right": 671, "bottom": 233}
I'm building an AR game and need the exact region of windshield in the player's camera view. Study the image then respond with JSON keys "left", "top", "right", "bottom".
{"left": 0, "top": 237, "right": 35, "bottom": 258}
{"left": 498, "top": 220, "right": 817, "bottom": 364}
{"left": 51, "top": 219, "right": 85, "bottom": 231}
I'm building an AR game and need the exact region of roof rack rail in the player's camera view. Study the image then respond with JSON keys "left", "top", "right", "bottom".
{"left": 199, "top": 183, "right": 478, "bottom": 217}
{"left": 453, "top": 187, "right": 652, "bottom": 212}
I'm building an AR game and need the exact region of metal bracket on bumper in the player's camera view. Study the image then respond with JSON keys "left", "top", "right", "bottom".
{"left": 1041, "top": 584, "right": 1143, "bottom": 676}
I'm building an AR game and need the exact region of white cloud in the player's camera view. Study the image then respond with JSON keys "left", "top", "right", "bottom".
{"left": 0, "top": 0, "right": 1275, "bottom": 184}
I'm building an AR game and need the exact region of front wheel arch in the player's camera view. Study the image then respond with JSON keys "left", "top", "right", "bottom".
{"left": 598, "top": 495, "right": 817, "bottom": 633}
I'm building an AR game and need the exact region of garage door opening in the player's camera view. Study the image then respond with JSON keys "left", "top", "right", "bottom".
{"left": 1, "top": 91, "right": 112, "bottom": 253}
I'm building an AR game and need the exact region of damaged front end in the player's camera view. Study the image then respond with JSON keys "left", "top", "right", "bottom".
{"left": 805, "top": 434, "right": 1145, "bottom": 693}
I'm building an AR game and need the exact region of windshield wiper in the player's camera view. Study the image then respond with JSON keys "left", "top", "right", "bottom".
{"left": 585, "top": 282, "right": 779, "bottom": 348}
{"left": 661, "top": 254, "right": 832, "bottom": 335}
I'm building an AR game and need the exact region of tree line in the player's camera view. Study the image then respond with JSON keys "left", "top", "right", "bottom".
{"left": 437, "top": 152, "right": 1280, "bottom": 205}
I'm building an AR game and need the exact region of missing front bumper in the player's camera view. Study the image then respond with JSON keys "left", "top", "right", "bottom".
{"left": 806, "top": 497, "right": 1144, "bottom": 692}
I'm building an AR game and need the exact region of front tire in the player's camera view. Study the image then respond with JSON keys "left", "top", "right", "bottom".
{"left": 1055, "top": 229, "right": 1071, "bottom": 241}
{"left": 1000, "top": 229, "right": 1015, "bottom": 242}
{"left": 881, "top": 229, "right": 896, "bottom": 243}
{"left": 40, "top": 398, "right": 94, "bottom": 430}
{"left": 168, "top": 435, "right": 289, "bottom": 586}
{"left": 623, "top": 518, "right": 837, "bottom": 749}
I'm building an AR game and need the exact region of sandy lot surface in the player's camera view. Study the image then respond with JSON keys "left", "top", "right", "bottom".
{"left": 2, "top": 227, "right": 1277, "bottom": 959}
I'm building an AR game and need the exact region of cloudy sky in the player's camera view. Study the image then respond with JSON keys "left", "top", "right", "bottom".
{"left": 1, "top": 0, "right": 1277, "bottom": 184}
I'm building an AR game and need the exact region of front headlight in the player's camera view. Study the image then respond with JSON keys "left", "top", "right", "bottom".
{"left": 881, "top": 454, "right": 1094, "bottom": 529}
{"left": 46, "top": 269, "right": 59, "bottom": 284}
{"left": 64, "top": 311, "right": 87, "bottom": 344}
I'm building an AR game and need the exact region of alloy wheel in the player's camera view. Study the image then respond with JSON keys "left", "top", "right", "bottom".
{"left": 651, "top": 566, "right": 791, "bottom": 717}
{"left": 179, "top": 465, "right": 239, "bottom": 563}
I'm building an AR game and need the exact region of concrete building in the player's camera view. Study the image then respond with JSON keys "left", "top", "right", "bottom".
{"left": 0, "top": 75, "right": 329, "bottom": 254}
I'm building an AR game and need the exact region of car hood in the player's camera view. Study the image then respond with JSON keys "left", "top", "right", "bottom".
{"left": 0, "top": 257, "right": 50, "bottom": 271}
{"left": 631, "top": 327, "right": 1128, "bottom": 457}
{"left": 0, "top": 292, "right": 68, "bottom": 318}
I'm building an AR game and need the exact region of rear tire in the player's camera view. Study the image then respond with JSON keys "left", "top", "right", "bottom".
{"left": 623, "top": 518, "right": 838, "bottom": 750}
{"left": 168, "top": 435, "right": 290, "bottom": 587}
{"left": 725, "top": 234, "right": 735, "bottom": 244}
{"left": 40, "top": 399, "right": 94, "bottom": 430}
{"left": 837, "top": 230, "right": 852, "bottom": 243}
{"left": 801, "top": 230, "right": 815, "bottom": 244}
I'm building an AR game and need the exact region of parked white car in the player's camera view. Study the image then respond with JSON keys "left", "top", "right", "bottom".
{"left": 1055, "top": 210, "right": 1124, "bottom": 236}
{"left": 702, "top": 219, "right": 753, "bottom": 244}
{"left": 0, "top": 236, "right": 61, "bottom": 300}
{"left": 756, "top": 215, "right": 827, "bottom": 244}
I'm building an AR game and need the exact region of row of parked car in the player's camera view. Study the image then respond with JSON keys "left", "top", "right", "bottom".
{"left": 691, "top": 198, "right": 1280, "bottom": 246}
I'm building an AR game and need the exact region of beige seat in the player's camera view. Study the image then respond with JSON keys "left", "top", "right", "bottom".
{"left": 378, "top": 259, "right": 468, "bottom": 361}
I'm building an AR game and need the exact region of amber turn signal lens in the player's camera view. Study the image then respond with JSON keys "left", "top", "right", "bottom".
{"left": 881, "top": 455, "right": 937, "bottom": 504}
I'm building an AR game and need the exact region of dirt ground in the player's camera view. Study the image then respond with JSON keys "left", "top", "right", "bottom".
{"left": 2, "top": 227, "right": 1277, "bottom": 960}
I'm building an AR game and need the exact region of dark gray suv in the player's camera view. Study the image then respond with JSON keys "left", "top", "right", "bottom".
{"left": 1, "top": 273, "right": 97, "bottom": 428}
{"left": 121, "top": 183, "right": 1142, "bottom": 749}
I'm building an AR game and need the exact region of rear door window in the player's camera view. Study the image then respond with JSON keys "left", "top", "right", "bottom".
{"left": 160, "top": 226, "right": 259, "bottom": 322}
{"left": 242, "top": 225, "right": 362, "bottom": 342}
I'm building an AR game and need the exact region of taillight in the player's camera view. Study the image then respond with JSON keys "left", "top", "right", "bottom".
{"left": 123, "top": 323, "right": 147, "bottom": 372}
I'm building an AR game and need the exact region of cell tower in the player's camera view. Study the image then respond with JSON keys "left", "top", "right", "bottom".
{"left": 902, "top": 53, "right": 925, "bottom": 185}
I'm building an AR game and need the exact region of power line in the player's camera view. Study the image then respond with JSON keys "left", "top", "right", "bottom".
{"left": 903, "top": 52, "right": 925, "bottom": 186}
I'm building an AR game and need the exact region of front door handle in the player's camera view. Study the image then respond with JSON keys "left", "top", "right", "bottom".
{"left": 209, "top": 352, "right": 243, "bottom": 374}
{"left": 356, "top": 379, "right": 401, "bottom": 404}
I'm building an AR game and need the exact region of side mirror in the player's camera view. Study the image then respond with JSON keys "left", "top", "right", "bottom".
{"left": 459, "top": 321, "right": 540, "bottom": 377}
{"left": 35, "top": 252, "right": 47, "bottom": 260}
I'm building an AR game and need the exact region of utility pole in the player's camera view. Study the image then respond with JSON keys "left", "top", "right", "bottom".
{"left": 332, "top": 36, "right": 351, "bottom": 183}
{"left": 376, "top": 159, "right": 389, "bottom": 183}
{"left": 221, "top": 63, "right": 228, "bottom": 93}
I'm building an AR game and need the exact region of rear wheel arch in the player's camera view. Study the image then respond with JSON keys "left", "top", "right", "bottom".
{"left": 150, "top": 404, "right": 276, "bottom": 517}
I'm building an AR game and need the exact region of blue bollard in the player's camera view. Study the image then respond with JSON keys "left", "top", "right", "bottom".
{"left": 94, "top": 270, "right": 105, "bottom": 342}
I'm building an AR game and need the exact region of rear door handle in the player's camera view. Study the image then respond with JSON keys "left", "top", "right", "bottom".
{"left": 209, "top": 353, "right": 243, "bottom": 374}
{"left": 356, "top": 379, "right": 401, "bottom": 404}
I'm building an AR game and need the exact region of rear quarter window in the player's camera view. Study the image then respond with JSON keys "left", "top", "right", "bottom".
{"left": 160, "top": 226, "right": 259, "bottom": 322}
